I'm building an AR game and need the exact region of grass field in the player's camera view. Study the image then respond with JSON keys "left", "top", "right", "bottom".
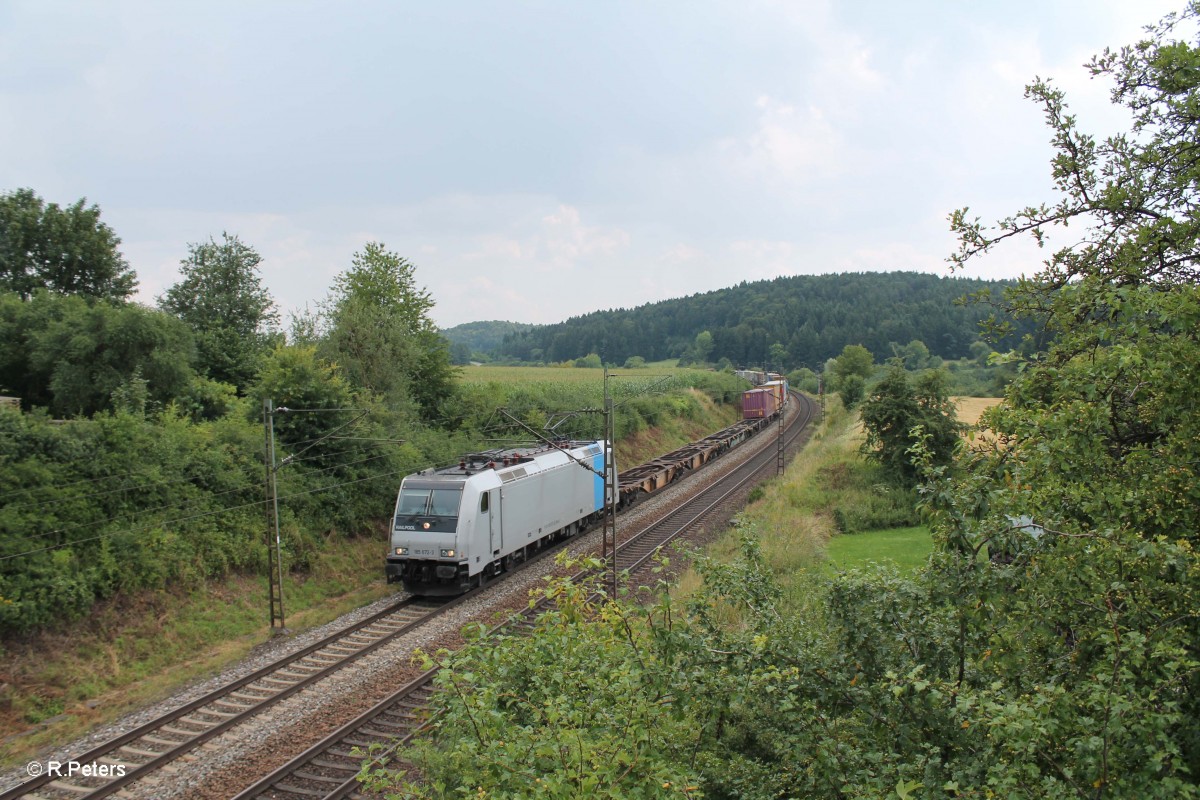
{"left": 824, "top": 525, "right": 932, "bottom": 574}
{"left": 676, "top": 396, "right": 940, "bottom": 609}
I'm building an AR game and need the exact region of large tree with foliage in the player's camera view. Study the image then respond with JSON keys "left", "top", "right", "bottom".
{"left": 949, "top": 5, "right": 1200, "bottom": 541}
{"left": 160, "top": 233, "right": 278, "bottom": 393}
{"left": 859, "top": 364, "right": 963, "bottom": 485}
{"left": 0, "top": 188, "right": 136, "bottom": 301}
{"left": 0, "top": 291, "right": 195, "bottom": 416}
{"left": 932, "top": 3, "right": 1200, "bottom": 792}
{"left": 321, "top": 243, "right": 454, "bottom": 418}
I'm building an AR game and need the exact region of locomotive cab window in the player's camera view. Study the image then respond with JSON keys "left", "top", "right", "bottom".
{"left": 429, "top": 489, "right": 461, "bottom": 516}
{"left": 396, "top": 487, "right": 462, "bottom": 519}
{"left": 480, "top": 493, "right": 489, "bottom": 513}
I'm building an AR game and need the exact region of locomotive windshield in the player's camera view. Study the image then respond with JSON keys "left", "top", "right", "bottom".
{"left": 396, "top": 487, "right": 462, "bottom": 520}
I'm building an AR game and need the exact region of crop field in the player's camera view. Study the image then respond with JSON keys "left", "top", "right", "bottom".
{"left": 954, "top": 396, "right": 1002, "bottom": 426}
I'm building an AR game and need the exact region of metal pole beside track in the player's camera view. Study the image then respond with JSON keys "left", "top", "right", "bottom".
{"left": 263, "top": 399, "right": 286, "bottom": 631}
{"left": 604, "top": 370, "right": 617, "bottom": 599}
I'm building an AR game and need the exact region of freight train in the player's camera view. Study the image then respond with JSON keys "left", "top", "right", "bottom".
{"left": 387, "top": 390, "right": 794, "bottom": 596}
{"left": 734, "top": 369, "right": 783, "bottom": 387}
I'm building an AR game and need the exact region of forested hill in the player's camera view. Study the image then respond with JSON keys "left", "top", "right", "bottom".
{"left": 495, "top": 272, "right": 1030, "bottom": 370}
{"left": 440, "top": 320, "right": 533, "bottom": 363}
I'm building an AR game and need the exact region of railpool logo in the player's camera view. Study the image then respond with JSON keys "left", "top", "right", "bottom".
{"left": 27, "top": 760, "right": 127, "bottom": 779}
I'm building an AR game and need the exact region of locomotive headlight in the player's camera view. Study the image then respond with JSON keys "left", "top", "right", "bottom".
{"left": 422, "top": 522, "right": 431, "bottom": 530}
{"left": 395, "top": 547, "right": 407, "bottom": 555}
{"left": 441, "top": 548, "right": 456, "bottom": 557}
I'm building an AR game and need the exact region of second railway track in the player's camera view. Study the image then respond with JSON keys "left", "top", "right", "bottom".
{"left": 2, "top": 392, "right": 817, "bottom": 800}
{"left": 0, "top": 597, "right": 456, "bottom": 800}
{"left": 229, "top": 392, "right": 817, "bottom": 800}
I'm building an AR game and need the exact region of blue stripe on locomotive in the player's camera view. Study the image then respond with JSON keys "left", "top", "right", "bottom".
{"left": 592, "top": 451, "right": 605, "bottom": 511}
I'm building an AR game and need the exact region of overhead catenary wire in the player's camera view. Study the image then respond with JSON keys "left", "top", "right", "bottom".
{"left": 0, "top": 465, "right": 416, "bottom": 562}
{"left": 0, "top": 463, "right": 204, "bottom": 502}
{"left": 1, "top": 468, "right": 262, "bottom": 514}
{"left": 3, "top": 451, "right": 397, "bottom": 543}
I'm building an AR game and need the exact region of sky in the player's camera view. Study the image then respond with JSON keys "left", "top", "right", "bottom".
{"left": 0, "top": 1, "right": 1185, "bottom": 329}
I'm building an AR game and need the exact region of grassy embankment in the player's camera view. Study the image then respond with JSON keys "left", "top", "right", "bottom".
{"left": 0, "top": 365, "right": 736, "bottom": 765}
{"left": 678, "top": 395, "right": 1000, "bottom": 606}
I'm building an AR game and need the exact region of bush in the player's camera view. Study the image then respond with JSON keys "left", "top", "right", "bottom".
{"left": 832, "top": 485, "right": 921, "bottom": 533}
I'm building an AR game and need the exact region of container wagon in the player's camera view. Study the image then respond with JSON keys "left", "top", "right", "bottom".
{"left": 742, "top": 387, "right": 780, "bottom": 419}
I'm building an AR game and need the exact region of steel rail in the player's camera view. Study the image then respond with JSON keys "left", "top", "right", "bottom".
{"left": 228, "top": 392, "right": 818, "bottom": 800}
{"left": 1, "top": 596, "right": 455, "bottom": 800}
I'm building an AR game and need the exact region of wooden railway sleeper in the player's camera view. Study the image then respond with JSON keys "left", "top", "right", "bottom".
{"left": 117, "top": 745, "right": 160, "bottom": 759}
{"left": 190, "top": 708, "right": 237, "bottom": 720}
{"left": 293, "top": 770, "right": 348, "bottom": 785}
{"left": 137, "top": 734, "right": 181, "bottom": 747}
{"left": 357, "top": 725, "right": 403, "bottom": 738}
{"left": 46, "top": 780, "right": 95, "bottom": 794}
{"left": 159, "top": 724, "right": 204, "bottom": 737}
{"left": 273, "top": 781, "right": 330, "bottom": 797}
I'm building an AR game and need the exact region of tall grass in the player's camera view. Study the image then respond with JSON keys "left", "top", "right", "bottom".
{"left": 674, "top": 396, "right": 931, "bottom": 610}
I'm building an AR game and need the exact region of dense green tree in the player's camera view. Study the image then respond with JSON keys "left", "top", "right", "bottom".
{"left": 0, "top": 188, "right": 136, "bottom": 301}
{"left": 893, "top": 338, "right": 930, "bottom": 369}
{"left": 787, "top": 366, "right": 819, "bottom": 393}
{"left": 573, "top": 352, "right": 603, "bottom": 368}
{"left": 694, "top": 330, "right": 715, "bottom": 363}
{"left": 321, "top": 243, "right": 455, "bottom": 418}
{"left": 377, "top": 563, "right": 701, "bottom": 799}
{"left": 829, "top": 343, "right": 874, "bottom": 406}
{"left": 931, "top": 4, "right": 1200, "bottom": 790}
{"left": 447, "top": 340, "right": 472, "bottom": 366}
{"left": 767, "top": 341, "right": 788, "bottom": 369}
{"left": 160, "top": 233, "right": 278, "bottom": 392}
{"left": 859, "top": 364, "right": 963, "bottom": 485}
{"left": 0, "top": 291, "right": 194, "bottom": 416}
{"left": 832, "top": 344, "right": 874, "bottom": 384}
{"left": 838, "top": 373, "right": 865, "bottom": 408}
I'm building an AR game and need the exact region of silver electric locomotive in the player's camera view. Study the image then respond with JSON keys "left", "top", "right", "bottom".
{"left": 386, "top": 440, "right": 611, "bottom": 595}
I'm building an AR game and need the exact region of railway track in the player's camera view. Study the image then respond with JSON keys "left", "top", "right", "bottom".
{"left": 616, "top": 392, "right": 815, "bottom": 579}
{"left": 229, "top": 392, "right": 817, "bottom": 800}
{"left": 2, "top": 394, "right": 815, "bottom": 800}
{"left": 0, "top": 597, "right": 464, "bottom": 800}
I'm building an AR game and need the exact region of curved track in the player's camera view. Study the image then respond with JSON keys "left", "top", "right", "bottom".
{"left": 229, "top": 392, "right": 817, "bottom": 800}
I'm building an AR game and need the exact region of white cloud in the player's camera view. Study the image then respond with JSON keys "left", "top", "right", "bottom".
{"left": 659, "top": 243, "right": 704, "bottom": 265}
{"left": 538, "top": 205, "right": 631, "bottom": 267}
{"left": 724, "top": 96, "right": 841, "bottom": 179}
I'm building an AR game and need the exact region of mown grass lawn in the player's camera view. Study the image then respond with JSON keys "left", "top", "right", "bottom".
{"left": 823, "top": 525, "right": 932, "bottom": 574}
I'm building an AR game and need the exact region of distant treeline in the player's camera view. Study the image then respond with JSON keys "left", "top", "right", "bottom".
{"left": 491, "top": 272, "right": 1038, "bottom": 369}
